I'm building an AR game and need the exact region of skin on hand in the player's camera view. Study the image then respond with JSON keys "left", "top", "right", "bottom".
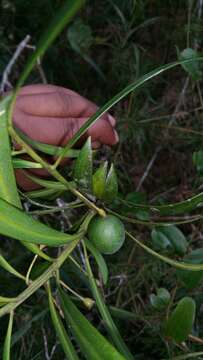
{"left": 13, "top": 84, "right": 118, "bottom": 191}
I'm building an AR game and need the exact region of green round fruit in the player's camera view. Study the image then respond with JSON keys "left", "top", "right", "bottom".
{"left": 87, "top": 215, "right": 125, "bottom": 255}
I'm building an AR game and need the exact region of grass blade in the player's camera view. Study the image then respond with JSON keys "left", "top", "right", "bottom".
{"left": 0, "top": 254, "right": 25, "bottom": 281}
{"left": 59, "top": 288, "right": 125, "bottom": 360}
{"left": 47, "top": 284, "right": 79, "bottom": 360}
{"left": 58, "top": 57, "right": 203, "bottom": 159}
{"left": 3, "top": 311, "right": 14, "bottom": 360}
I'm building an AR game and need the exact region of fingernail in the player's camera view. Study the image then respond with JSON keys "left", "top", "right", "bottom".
{"left": 113, "top": 130, "right": 119, "bottom": 143}
{"left": 108, "top": 114, "right": 116, "bottom": 126}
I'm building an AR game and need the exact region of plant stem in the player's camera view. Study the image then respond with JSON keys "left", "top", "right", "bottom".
{"left": 83, "top": 241, "right": 134, "bottom": 360}
{"left": 8, "top": 126, "right": 105, "bottom": 217}
{"left": 0, "top": 211, "right": 94, "bottom": 318}
{"left": 0, "top": 240, "right": 79, "bottom": 318}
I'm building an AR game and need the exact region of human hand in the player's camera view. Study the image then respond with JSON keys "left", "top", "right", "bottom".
{"left": 13, "top": 84, "right": 118, "bottom": 190}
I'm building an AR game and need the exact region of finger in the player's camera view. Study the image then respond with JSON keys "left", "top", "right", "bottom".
{"left": 87, "top": 119, "right": 119, "bottom": 145}
{"left": 16, "top": 84, "right": 116, "bottom": 126}
{"left": 16, "top": 85, "right": 102, "bottom": 119}
{"left": 17, "top": 84, "right": 61, "bottom": 95}
{"left": 13, "top": 110, "right": 72, "bottom": 146}
{"left": 14, "top": 109, "right": 118, "bottom": 147}
{"left": 60, "top": 117, "right": 118, "bottom": 147}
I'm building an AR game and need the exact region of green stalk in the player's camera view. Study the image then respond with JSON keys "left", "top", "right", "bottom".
{"left": 83, "top": 242, "right": 134, "bottom": 360}
{"left": 3, "top": 311, "right": 14, "bottom": 360}
{"left": 0, "top": 211, "right": 94, "bottom": 318}
{"left": 127, "top": 231, "right": 203, "bottom": 271}
{"left": 8, "top": 127, "right": 105, "bottom": 217}
{"left": 0, "top": 240, "right": 79, "bottom": 318}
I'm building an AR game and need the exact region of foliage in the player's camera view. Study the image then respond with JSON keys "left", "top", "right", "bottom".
{"left": 1, "top": 1, "right": 203, "bottom": 359}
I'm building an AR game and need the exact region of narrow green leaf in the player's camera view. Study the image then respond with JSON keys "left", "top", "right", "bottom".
{"left": 15, "top": 127, "right": 79, "bottom": 158}
{"left": 20, "top": 243, "right": 53, "bottom": 262}
{"left": 119, "top": 190, "right": 203, "bottom": 216}
{"left": 3, "top": 311, "right": 14, "bottom": 360}
{"left": 27, "top": 188, "right": 64, "bottom": 199}
{"left": 1, "top": 98, "right": 49, "bottom": 260}
{"left": 25, "top": 173, "right": 71, "bottom": 190}
{"left": 109, "top": 307, "right": 140, "bottom": 322}
{"left": 12, "top": 159, "right": 42, "bottom": 169}
{"left": 48, "top": 285, "right": 79, "bottom": 360}
{"left": 0, "top": 254, "right": 25, "bottom": 281}
{"left": 83, "top": 244, "right": 134, "bottom": 360}
{"left": 0, "top": 297, "right": 15, "bottom": 307}
{"left": 0, "top": 97, "right": 21, "bottom": 207}
{"left": 93, "top": 162, "right": 108, "bottom": 199}
{"left": 111, "top": 208, "right": 203, "bottom": 227}
{"left": 85, "top": 239, "right": 108, "bottom": 285}
{"left": 0, "top": 197, "right": 83, "bottom": 246}
{"left": 165, "top": 297, "right": 196, "bottom": 342}
{"left": 73, "top": 137, "right": 93, "bottom": 191}
{"left": 103, "top": 164, "right": 118, "bottom": 202}
{"left": 59, "top": 289, "right": 125, "bottom": 360}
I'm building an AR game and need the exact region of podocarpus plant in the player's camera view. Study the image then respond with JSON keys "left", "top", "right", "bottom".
{"left": 2, "top": 1, "right": 203, "bottom": 359}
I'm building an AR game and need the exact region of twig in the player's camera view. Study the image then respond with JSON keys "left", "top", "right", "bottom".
{"left": 167, "top": 77, "right": 190, "bottom": 130}
{"left": 0, "top": 35, "right": 31, "bottom": 94}
{"left": 26, "top": 44, "right": 47, "bottom": 83}
{"left": 42, "top": 326, "right": 50, "bottom": 360}
{"left": 136, "top": 145, "right": 161, "bottom": 191}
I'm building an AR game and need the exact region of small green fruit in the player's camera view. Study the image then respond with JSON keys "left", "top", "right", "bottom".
{"left": 87, "top": 215, "right": 125, "bottom": 255}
